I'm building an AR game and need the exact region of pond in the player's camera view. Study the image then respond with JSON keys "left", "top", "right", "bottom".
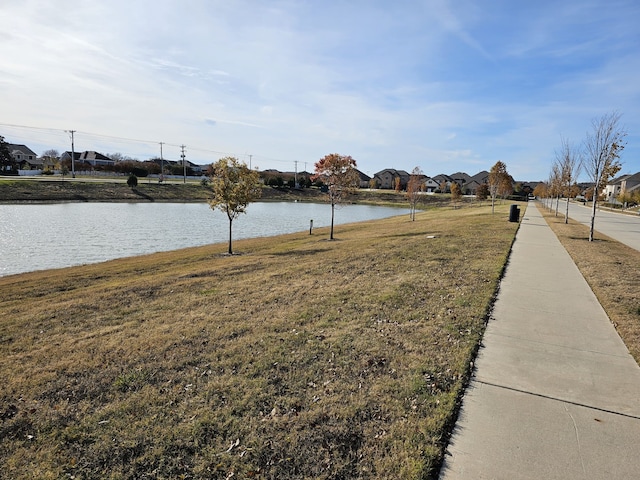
{"left": 0, "top": 202, "right": 410, "bottom": 276}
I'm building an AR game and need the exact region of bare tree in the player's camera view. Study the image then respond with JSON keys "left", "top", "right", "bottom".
{"left": 549, "top": 162, "right": 562, "bottom": 216}
{"left": 555, "top": 137, "right": 582, "bottom": 224}
{"left": 406, "top": 166, "right": 423, "bottom": 221}
{"left": 583, "top": 112, "right": 626, "bottom": 241}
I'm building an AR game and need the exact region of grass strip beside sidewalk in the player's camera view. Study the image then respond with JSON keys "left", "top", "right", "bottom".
{"left": 541, "top": 206, "right": 640, "bottom": 364}
{"left": 0, "top": 204, "right": 518, "bottom": 479}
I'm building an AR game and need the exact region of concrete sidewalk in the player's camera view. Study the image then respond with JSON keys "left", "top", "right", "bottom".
{"left": 439, "top": 203, "right": 640, "bottom": 479}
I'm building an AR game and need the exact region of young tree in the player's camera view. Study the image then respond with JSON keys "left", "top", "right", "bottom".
{"left": 406, "top": 166, "right": 423, "bottom": 221}
{"left": 488, "top": 161, "right": 509, "bottom": 214}
{"left": 475, "top": 183, "right": 489, "bottom": 201}
{"left": 583, "top": 112, "right": 627, "bottom": 241}
{"left": 312, "top": 153, "right": 359, "bottom": 240}
{"left": 450, "top": 182, "right": 462, "bottom": 206}
{"left": 498, "top": 174, "right": 514, "bottom": 201}
{"left": 208, "top": 156, "right": 262, "bottom": 254}
{"left": 532, "top": 182, "right": 547, "bottom": 200}
{"left": 549, "top": 163, "right": 562, "bottom": 216}
{"left": 555, "top": 136, "right": 582, "bottom": 224}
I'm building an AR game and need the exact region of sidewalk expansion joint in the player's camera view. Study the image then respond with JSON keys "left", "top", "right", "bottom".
{"left": 482, "top": 332, "right": 632, "bottom": 359}
{"left": 475, "top": 379, "right": 640, "bottom": 421}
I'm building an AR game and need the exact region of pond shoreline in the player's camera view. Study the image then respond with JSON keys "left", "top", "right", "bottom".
{"left": 0, "top": 179, "right": 425, "bottom": 206}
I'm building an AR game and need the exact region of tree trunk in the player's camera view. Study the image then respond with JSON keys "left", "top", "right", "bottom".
{"left": 330, "top": 202, "right": 335, "bottom": 240}
{"left": 491, "top": 195, "right": 495, "bottom": 214}
{"left": 228, "top": 218, "right": 233, "bottom": 254}
{"left": 589, "top": 197, "right": 597, "bottom": 242}
{"left": 564, "top": 197, "right": 570, "bottom": 224}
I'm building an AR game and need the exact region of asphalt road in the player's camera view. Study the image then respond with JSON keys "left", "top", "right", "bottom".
{"left": 558, "top": 201, "right": 640, "bottom": 251}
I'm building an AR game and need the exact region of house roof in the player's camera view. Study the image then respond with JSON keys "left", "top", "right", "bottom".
{"left": 470, "top": 170, "right": 490, "bottom": 183}
{"left": 373, "top": 168, "right": 409, "bottom": 178}
{"left": 20, "top": 157, "right": 45, "bottom": 166}
{"left": 79, "top": 151, "right": 112, "bottom": 161}
{"left": 621, "top": 171, "right": 640, "bottom": 183}
{"left": 8, "top": 144, "right": 37, "bottom": 157}
{"left": 61, "top": 151, "right": 82, "bottom": 160}
{"left": 608, "top": 174, "right": 631, "bottom": 185}
{"left": 355, "top": 169, "right": 371, "bottom": 181}
{"left": 431, "top": 174, "right": 453, "bottom": 183}
{"left": 450, "top": 172, "right": 472, "bottom": 184}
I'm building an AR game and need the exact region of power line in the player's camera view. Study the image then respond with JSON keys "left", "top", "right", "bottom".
{"left": 0, "top": 121, "right": 306, "bottom": 168}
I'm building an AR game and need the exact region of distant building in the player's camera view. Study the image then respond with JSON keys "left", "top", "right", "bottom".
{"left": 355, "top": 169, "right": 371, "bottom": 189}
{"left": 373, "top": 169, "right": 410, "bottom": 189}
{"left": 603, "top": 172, "right": 640, "bottom": 202}
{"left": 8, "top": 144, "right": 37, "bottom": 164}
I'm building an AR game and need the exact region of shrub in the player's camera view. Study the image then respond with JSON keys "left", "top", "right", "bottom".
{"left": 127, "top": 174, "right": 138, "bottom": 188}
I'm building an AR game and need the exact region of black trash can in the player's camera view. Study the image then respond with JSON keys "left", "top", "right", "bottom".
{"left": 509, "top": 204, "right": 520, "bottom": 222}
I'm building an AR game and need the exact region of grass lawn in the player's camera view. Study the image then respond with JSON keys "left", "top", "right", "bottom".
{"left": 0, "top": 204, "right": 518, "bottom": 479}
{"left": 540, "top": 205, "right": 640, "bottom": 363}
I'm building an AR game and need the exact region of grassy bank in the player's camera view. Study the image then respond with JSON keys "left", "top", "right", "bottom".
{"left": 0, "top": 178, "right": 213, "bottom": 203}
{"left": 540, "top": 206, "right": 640, "bottom": 363}
{"left": 0, "top": 204, "right": 519, "bottom": 479}
{"left": 0, "top": 178, "right": 470, "bottom": 207}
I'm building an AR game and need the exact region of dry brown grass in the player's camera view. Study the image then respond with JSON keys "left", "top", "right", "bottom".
{"left": 541, "top": 207, "right": 640, "bottom": 363}
{"left": 0, "top": 204, "right": 519, "bottom": 479}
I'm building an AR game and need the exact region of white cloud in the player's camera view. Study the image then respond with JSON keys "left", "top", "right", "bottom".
{"left": 0, "top": 0, "right": 638, "bottom": 179}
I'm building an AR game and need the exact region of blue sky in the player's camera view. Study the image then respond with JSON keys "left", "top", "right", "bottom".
{"left": 1, "top": 0, "right": 638, "bottom": 181}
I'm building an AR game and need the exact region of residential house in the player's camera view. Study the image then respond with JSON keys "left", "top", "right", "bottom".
{"left": 373, "top": 169, "right": 410, "bottom": 189}
{"left": 464, "top": 170, "right": 490, "bottom": 195}
{"left": 620, "top": 172, "right": 640, "bottom": 197}
{"left": 603, "top": 174, "right": 629, "bottom": 202}
{"left": 355, "top": 169, "right": 371, "bottom": 189}
{"left": 18, "top": 157, "right": 45, "bottom": 171}
{"left": 423, "top": 176, "right": 439, "bottom": 193}
{"left": 78, "top": 151, "right": 115, "bottom": 167}
{"left": 60, "top": 151, "right": 82, "bottom": 163}
{"left": 186, "top": 160, "right": 204, "bottom": 174}
{"left": 603, "top": 172, "right": 640, "bottom": 203}
{"left": 431, "top": 174, "right": 453, "bottom": 192}
{"left": 7, "top": 144, "right": 37, "bottom": 170}
{"left": 449, "top": 172, "right": 472, "bottom": 193}
{"left": 60, "top": 151, "right": 114, "bottom": 168}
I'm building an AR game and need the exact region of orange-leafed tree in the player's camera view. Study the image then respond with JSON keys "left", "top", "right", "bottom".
{"left": 450, "top": 182, "right": 462, "bottom": 206}
{"left": 476, "top": 183, "right": 489, "bottom": 201}
{"left": 312, "top": 153, "right": 359, "bottom": 240}
{"left": 488, "top": 161, "right": 510, "bottom": 214}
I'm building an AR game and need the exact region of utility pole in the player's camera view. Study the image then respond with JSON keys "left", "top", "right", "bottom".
{"left": 68, "top": 130, "right": 76, "bottom": 178}
{"left": 249, "top": 154, "right": 252, "bottom": 170}
{"left": 180, "top": 145, "right": 186, "bottom": 184}
{"left": 294, "top": 160, "right": 298, "bottom": 188}
{"left": 159, "top": 142, "right": 164, "bottom": 182}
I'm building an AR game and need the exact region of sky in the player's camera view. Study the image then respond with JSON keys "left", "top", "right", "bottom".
{"left": 1, "top": 0, "right": 639, "bottom": 181}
